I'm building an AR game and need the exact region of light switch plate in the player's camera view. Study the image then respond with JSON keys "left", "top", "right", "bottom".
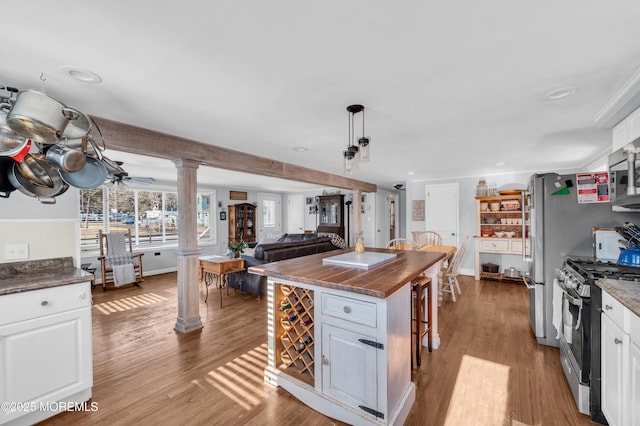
{"left": 5, "top": 243, "right": 29, "bottom": 260}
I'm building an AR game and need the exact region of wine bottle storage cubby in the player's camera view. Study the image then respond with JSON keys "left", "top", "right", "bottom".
{"left": 277, "top": 284, "right": 314, "bottom": 385}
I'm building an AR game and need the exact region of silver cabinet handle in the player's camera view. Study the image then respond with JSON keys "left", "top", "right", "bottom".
{"left": 322, "top": 356, "right": 329, "bottom": 365}
{"left": 343, "top": 306, "right": 352, "bottom": 313}
{"left": 615, "top": 338, "right": 623, "bottom": 344}
{"left": 41, "top": 300, "right": 48, "bottom": 306}
{"left": 78, "top": 293, "right": 87, "bottom": 300}
{"left": 605, "top": 304, "right": 613, "bottom": 310}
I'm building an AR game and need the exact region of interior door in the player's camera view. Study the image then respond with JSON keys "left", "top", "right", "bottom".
{"left": 375, "top": 190, "right": 392, "bottom": 248}
{"left": 425, "top": 183, "right": 459, "bottom": 246}
{"left": 257, "top": 193, "right": 281, "bottom": 241}
{"left": 287, "top": 194, "right": 305, "bottom": 234}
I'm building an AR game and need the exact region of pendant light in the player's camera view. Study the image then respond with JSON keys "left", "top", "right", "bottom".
{"left": 344, "top": 104, "right": 369, "bottom": 175}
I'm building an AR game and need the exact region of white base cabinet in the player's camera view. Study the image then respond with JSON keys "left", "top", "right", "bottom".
{"left": 0, "top": 282, "right": 92, "bottom": 426}
{"left": 601, "top": 289, "right": 640, "bottom": 426}
{"left": 601, "top": 312, "right": 627, "bottom": 426}
{"left": 321, "top": 325, "right": 378, "bottom": 412}
{"left": 629, "top": 340, "right": 640, "bottom": 426}
{"left": 265, "top": 279, "right": 415, "bottom": 425}
{"left": 474, "top": 237, "right": 529, "bottom": 280}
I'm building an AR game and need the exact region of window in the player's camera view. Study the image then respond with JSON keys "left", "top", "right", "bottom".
{"left": 80, "top": 187, "right": 216, "bottom": 249}
{"left": 263, "top": 199, "right": 276, "bottom": 228}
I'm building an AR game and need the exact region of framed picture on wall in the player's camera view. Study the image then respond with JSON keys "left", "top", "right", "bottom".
{"left": 412, "top": 200, "right": 425, "bottom": 221}
{"left": 220, "top": 211, "right": 227, "bottom": 220}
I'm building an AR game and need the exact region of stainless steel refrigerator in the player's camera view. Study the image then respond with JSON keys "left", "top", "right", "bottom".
{"left": 525, "top": 172, "right": 640, "bottom": 346}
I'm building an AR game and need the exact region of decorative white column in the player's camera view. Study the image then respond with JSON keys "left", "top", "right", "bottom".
{"left": 172, "top": 158, "right": 203, "bottom": 333}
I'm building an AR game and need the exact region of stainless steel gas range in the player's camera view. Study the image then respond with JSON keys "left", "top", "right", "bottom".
{"left": 556, "top": 256, "right": 640, "bottom": 424}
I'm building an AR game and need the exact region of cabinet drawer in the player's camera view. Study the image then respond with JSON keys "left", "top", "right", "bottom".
{"left": 479, "top": 239, "right": 509, "bottom": 252}
{"left": 510, "top": 240, "right": 529, "bottom": 253}
{"left": 0, "top": 282, "right": 91, "bottom": 325}
{"left": 321, "top": 293, "right": 377, "bottom": 328}
{"left": 602, "top": 290, "right": 627, "bottom": 331}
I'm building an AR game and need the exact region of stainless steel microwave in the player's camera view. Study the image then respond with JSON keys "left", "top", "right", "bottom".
{"left": 609, "top": 137, "right": 640, "bottom": 209}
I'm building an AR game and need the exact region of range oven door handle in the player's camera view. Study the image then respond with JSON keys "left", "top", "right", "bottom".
{"left": 563, "top": 290, "right": 583, "bottom": 307}
{"left": 561, "top": 285, "right": 584, "bottom": 330}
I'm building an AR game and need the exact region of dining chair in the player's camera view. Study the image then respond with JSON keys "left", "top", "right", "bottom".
{"left": 386, "top": 238, "right": 419, "bottom": 251}
{"left": 441, "top": 235, "right": 468, "bottom": 302}
{"left": 413, "top": 231, "right": 442, "bottom": 248}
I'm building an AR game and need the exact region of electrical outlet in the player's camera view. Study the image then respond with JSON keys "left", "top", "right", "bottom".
{"left": 5, "top": 243, "right": 29, "bottom": 260}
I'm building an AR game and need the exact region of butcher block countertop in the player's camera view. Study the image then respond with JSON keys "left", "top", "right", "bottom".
{"left": 0, "top": 257, "right": 92, "bottom": 296}
{"left": 248, "top": 247, "right": 445, "bottom": 299}
{"left": 597, "top": 278, "right": 640, "bottom": 317}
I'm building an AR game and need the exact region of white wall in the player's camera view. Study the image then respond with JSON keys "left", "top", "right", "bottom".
{"left": 0, "top": 186, "right": 80, "bottom": 264}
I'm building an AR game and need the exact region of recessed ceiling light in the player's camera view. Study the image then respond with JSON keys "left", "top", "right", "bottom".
{"left": 544, "top": 86, "right": 578, "bottom": 100}
{"left": 496, "top": 162, "right": 505, "bottom": 166}
{"left": 407, "top": 171, "right": 415, "bottom": 175}
{"left": 61, "top": 66, "right": 102, "bottom": 84}
{"left": 293, "top": 147, "right": 308, "bottom": 152}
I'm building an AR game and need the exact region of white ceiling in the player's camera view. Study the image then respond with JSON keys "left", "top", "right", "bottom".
{"left": 3, "top": 1, "right": 640, "bottom": 192}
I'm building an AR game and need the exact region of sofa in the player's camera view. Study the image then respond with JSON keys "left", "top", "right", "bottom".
{"left": 230, "top": 233, "right": 345, "bottom": 297}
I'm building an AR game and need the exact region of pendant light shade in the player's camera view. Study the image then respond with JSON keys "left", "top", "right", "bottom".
{"left": 344, "top": 149, "right": 354, "bottom": 176}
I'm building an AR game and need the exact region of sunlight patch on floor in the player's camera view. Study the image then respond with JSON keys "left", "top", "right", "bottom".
{"left": 93, "top": 292, "right": 168, "bottom": 315}
{"left": 167, "top": 343, "right": 270, "bottom": 411}
{"left": 444, "top": 354, "right": 511, "bottom": 426}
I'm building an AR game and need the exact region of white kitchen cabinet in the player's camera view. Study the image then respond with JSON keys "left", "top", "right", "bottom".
{"left": 612, "top": 107, "right": 640, "bottom": 152}
{"left": 601, "top": 311, "right": 627, "bottom": 426}
{"left": 265, "top": 279, "right": 413, "bottom": 425}
{"left": 321, "top": 324, "right": 378, "bottom": 412}
{"left": 474, "top": 238, "right": 529, "bottom": 280}
{"left": 0, "top": 282, "right": 92, "bottom": 426}
{"left": 600, "top": 288, "right": 640, "bottom": 426}
{"left": 629, "top": 341, "right": 640, "bottom": 426}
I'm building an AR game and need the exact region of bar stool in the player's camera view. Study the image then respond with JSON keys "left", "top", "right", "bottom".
{"left": 411, "top": 276, "right": 432, "bottom": 368}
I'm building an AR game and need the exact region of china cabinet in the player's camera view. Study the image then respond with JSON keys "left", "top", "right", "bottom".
{"left": 317, "top": 194, "right": 345, "bottom": 238}
{"left": 474, "top": 193, "right": 530, "bottom": 280}
{"left": 228, "top": 203, "right": 256, "bottom": 243}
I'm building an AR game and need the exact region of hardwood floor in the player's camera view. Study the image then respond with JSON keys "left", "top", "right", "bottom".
{"left": 39, "top": 273, "right": 596, "bottom": 426}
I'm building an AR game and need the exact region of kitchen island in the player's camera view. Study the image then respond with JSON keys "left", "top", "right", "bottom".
{"left": 248, "top": 247, "right": 444, "bottom": 425}
{"left": 0, "top": 257, "right": 93, "bottom": 426}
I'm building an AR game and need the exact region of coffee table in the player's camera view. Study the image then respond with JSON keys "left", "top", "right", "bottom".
{"left": 199, "top": 255, "right": 245, "bottom": 307}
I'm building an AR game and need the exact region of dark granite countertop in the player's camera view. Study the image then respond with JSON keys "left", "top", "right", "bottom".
{"left": 0, "top": 257, "right": 92, "bottom": 296}
{"left": 596, "top": 278, "right": 640, "bottom": 318}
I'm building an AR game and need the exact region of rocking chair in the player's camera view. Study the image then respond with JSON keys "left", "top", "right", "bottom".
{"left": 98, "top": 229, "right": 144, "bottom": 290}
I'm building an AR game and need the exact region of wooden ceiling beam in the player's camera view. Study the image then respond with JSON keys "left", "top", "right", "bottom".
{"left": 90, "top": 116, "right": 377, "bottom": 193}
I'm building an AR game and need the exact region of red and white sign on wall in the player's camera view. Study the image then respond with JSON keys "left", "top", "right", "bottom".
{"left": 577, "top": 172, "right": 610, "bottom": 203}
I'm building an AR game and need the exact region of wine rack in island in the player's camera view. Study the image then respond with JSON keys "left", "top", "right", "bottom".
{"left": 276, "top": 284, "right": 315, "bottom": 386}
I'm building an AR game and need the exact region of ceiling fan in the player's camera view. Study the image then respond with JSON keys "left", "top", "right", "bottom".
{"left": 106, "top": 161, "right": 155, "bottom": 187}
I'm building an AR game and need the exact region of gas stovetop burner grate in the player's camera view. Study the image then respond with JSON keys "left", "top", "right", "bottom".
{"left": 565, "top": 256, "right": 640, "bottom": 281}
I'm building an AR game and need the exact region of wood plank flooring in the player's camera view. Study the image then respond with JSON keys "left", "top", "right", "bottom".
{"left": 39, "top": 273, "right": 596, "bottom": 426}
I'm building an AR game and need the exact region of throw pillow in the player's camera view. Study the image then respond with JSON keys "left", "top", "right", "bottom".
{"left": 317, "top": 232, "right": 348, "bottom": 249}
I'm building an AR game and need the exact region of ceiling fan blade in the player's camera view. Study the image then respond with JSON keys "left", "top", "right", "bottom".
{"left": 124, "top": 176, "right": 156, "bottom": 185}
